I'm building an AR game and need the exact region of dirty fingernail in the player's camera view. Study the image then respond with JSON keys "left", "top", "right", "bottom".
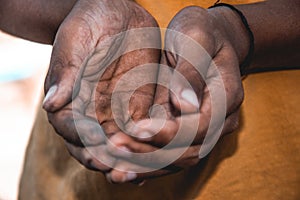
{"left": 117, "top": 146, "right": 132, "bottom": 157}
{"left": 181, "top": 89, "right": 199, "bottom": 108}
{"left": 137, "top": 131, "right": 152, "bottom": 139}
{"left": 43, "top": 85, "right": 57, "bottom": 105}
{"left": 123, "top": 172, "right": 137, "bottom": 182}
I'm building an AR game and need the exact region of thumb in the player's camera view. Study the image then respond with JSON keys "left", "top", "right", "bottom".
{"left": 169, "top": 57, "right": 205, "bottom": 114}
{"left": 43, "top": 19, "right": 94, "bottom": 112}
{"left": 164, "top": 28, "right": 210, "bottom": 114}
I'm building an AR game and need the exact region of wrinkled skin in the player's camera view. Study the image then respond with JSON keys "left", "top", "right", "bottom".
{"left": 43, "top": 0, "right": 161, "bottom": 173}
{"left": 44, "top": 3, "right": 247, "bottom": 183}
{"left": 106, "top": 6, "right": 246, "bottom": 183}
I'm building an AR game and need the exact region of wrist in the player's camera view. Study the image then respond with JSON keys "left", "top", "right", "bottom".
{"left": 208, "top": 6, "right": 250, "bottom": 69}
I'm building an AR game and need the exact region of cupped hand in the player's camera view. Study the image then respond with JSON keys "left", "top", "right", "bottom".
{"left": 106, "top": 6, "right": 248, "bottom": 182}
{"left": 43, "top": 0, "right": 161, "bottom": 172}
{"left": 134, "top": 6, "right": 248, "bottom": 145}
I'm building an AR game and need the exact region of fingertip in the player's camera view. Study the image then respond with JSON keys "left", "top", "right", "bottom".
{"left": 130, "top": 120, "right": 160, "bottom": 141}
{"left": 136, "top": 131, "right": 153, "bottom": 140}
{"left": 130, "top": 119, "right": 152, "bottom": 135}
{"left": 42, "top": 84, "right": 74, "bottom": 112}
{"left": 170, "top": 89, "right": 200, "bottom": 114}
{"left": 124, "top": 172, "right": 137, "bottom": 182}
{"left": 181, "top": 89, "right": 199, "bottom": 108}
{"left": 107, "top": 134, "right": 133, "bottom": 157}
{"left": 42, "top": 85, "right": 58, "bottom": 111}
{"left": 108, "top": 171, "right": 137, "bottom": 183}
{"left": 111, "top": 146, "right": 133, "bottom": 158}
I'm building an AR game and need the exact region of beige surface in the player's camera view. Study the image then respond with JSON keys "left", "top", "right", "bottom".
{"left": 0, "top": 31, "right": 51, "bottom": 200}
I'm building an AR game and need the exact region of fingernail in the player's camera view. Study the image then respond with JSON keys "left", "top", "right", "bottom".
{"left": 181, "top": 89, "right": 199, "bottom": 108}
{"left": 43, "top": 85, "right": 57, "bottom": 105}
{"left": 123, "top": 172, "right": 137, "bottom": 182}
{"left": 137, "top": 131, "right": 152, "bottom": 139}
{"left": 117, "top": 146, "right": 132, "bottom": 157}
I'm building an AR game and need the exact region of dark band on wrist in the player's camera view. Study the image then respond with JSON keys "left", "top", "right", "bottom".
{"left": 209, "top": 3, "right": 254, "bottom": 75}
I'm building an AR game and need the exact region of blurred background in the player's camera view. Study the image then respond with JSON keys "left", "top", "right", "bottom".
{"left": 0, "top": 31, "right": 52, "bottom": 200}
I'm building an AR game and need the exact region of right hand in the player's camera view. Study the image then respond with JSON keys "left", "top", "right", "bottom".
{"left": 132, "top": 5, "right": 247, "bottom": 148}
{"left": 42, "top": 0, "right": 161, "bottom": 172}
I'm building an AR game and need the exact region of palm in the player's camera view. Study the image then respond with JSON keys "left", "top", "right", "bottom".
{"left": 44, "top": 0, "right": 161, "bottom": 170}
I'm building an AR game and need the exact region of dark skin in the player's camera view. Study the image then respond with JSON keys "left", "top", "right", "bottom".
{"left": 1, "top": 0, "right": 299, "bottom": 183}
{"left": 0, "top": 0, "right": 76, "bottom": 43}
{"left": 105, "top": 0, "right": 300, "bottom": 182}
{"left": 43, "top": 0, "right": 162, "bottom": 174}
{"left": 1, "top": 0, "right": 162, "bottom": 178}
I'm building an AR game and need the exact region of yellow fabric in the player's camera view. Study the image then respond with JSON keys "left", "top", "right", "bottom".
{"left": 19, "top": 1, "right": 300, "bottom": 199}
{"left": 135, "top": 0, "right": 260, "bottom": 28}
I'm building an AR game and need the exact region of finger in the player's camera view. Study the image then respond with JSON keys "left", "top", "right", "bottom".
{"left": 211, "top": 45, "right": 244, "bottom": 115}
{"left": 106, "top": 145, "right": 202, "bottom": 183}
{"left": 107, "top": 132, "right": 200, "bottom": 170}
{"left": 221, "top": 109, "right": 241, "bottom": 135}
{"left": 48, "top": 109, "right": 106, "bottom": 146}
{"left": 107, "top": 132, "right": 177, "bottom": 168}
{"left": 106, "top": 160, "right": 174, "bottom": 183}
{"left": 170, "top": 42, "right": 243, "bottom": 117}
{"left": 43, "top": 13, "right": 96, "bottom": 112}
{"left": 106, "top": 133, "right": 172, "bottom": 183}
{"left": 169, "top": 56, "right": 205, "bottom": 114}
{"left": 132, "top": 90, "right": 211, "bottom": 147}
{"left": 65, "top": 142, "right": 115, "bottom": 172}
{"left": 107, "top": 132, "right": 157, "bottom": 157}
{"left": 164, "top": 27, "right": 213, "bottom": 113}
{"left": 143, "top": 48, "right": 243, "bottom": 147}
{"left": 47, "top": 78, "right": 106, "bottom": 146}
{"left": 149, "top": 55, "right": 175, "bottom": 118}
{"left": 131, "top": 118, "right": 179, "bottom": 146}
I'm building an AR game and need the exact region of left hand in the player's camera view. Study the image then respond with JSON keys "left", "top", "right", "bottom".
{"left": 105, "top": 5, "right": 247, "bottom": 183}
